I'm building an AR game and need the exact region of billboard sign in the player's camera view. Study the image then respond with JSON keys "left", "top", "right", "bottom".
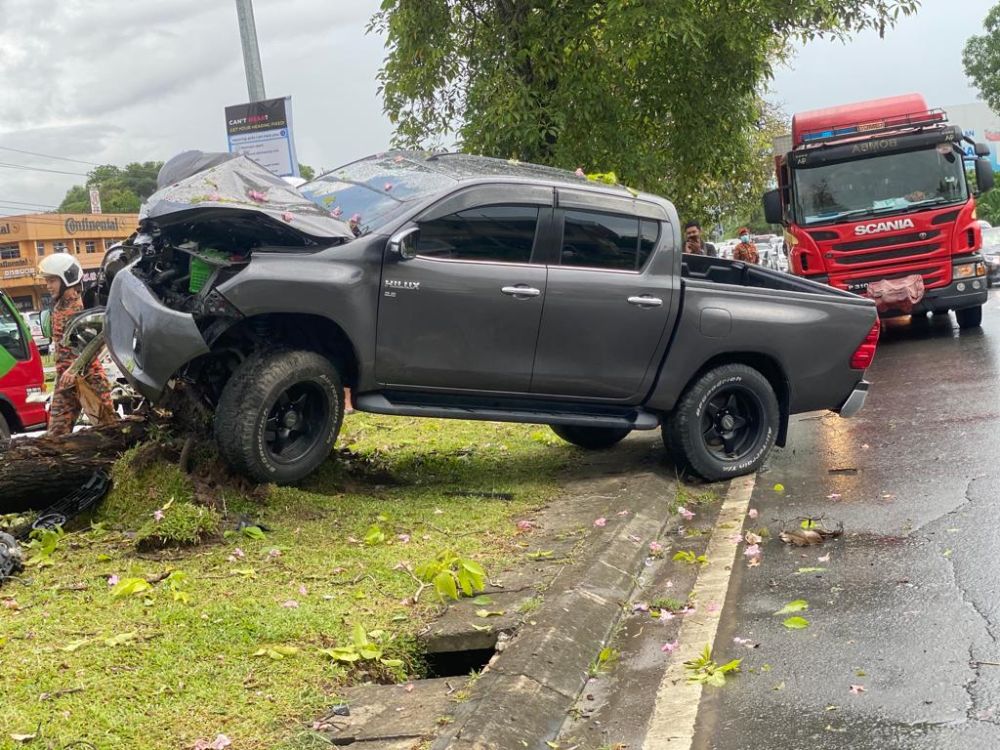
{"left": 225, "top": 96, "right": 299, "bottom": 178}
{"left": 943, "top": 102, "right": 1000, "bottom": 171}
{"left": 89, "top": 188, "right": 102, "bottom": 214}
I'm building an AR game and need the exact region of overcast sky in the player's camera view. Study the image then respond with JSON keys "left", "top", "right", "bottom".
{"left": 0, "top": 0, "right": 995, "bottom": 213}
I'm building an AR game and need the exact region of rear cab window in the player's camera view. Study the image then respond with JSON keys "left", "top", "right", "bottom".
{"left": 558, "top": 208, "right": 660, "bottom": 271}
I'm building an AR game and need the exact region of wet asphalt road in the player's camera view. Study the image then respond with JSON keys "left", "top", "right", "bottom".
{"left": 697, "top": 292, "right": 1000, "bottom": 750}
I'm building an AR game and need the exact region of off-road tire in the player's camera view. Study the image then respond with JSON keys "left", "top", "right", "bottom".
{"left": 214, "top": 349, "right": 343, "bottom": 484}
{"left": 956, "top": 305, "right": 983, "bottom": 329}
{"left": 0, "top": 412, "right": 9, "bottom": 453}
{"left": 664, "top": 364, "right": 779, "bottom": 482}
{"left": 550, "top": 424, "right": 631, "bottom": 450}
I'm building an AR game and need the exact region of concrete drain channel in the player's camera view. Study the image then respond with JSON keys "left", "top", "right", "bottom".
{"left": 315, "top": 611, "right": 520, "bottom": 748}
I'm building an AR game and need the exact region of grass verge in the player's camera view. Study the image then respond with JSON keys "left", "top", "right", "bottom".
{"left": 0, "top": 415, "right": 574, "bottom": 750}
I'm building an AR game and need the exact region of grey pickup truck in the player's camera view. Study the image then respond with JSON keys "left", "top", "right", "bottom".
{"left": 104, "top": 151, "right": 879, "bottom": 484}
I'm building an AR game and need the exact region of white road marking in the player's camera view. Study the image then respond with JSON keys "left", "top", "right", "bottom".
{"left": 642, "top": 473, "right": 757, "bottom": 749}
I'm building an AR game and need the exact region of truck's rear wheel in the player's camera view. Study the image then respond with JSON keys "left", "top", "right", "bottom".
{"left": 214, "top": 349, "right": 343, "bottom": 484}
{"left": 664, "top": 364, "right": 778, "bottom": 482}
{"left": 550, "top": 425, "right": 631, "bottom": 450}
{"left": 956, "top": 305, "right": 983, "bottom": 329}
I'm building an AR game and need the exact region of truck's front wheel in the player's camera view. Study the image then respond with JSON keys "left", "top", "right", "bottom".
{"left": 214, "top": 349, "right": 344, "bottom": 484}
{"left": 956, "top": 305, "right": 983, "bottom": 329}
{"left": 665, "top": 364, "right": 778, "bottom": 482}
{"left": 550, "top": 425, "right": 631, "bottom": 450}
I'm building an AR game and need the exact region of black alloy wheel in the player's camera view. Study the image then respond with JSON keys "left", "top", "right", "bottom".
{"left": 664, "top": 363, "right": 779, "bottom": 482}
{"left": 263, "top": 382, "right": 330, "bottom": 465}
{"left": 699, "top": 388, "right": 764, "bottom": 462}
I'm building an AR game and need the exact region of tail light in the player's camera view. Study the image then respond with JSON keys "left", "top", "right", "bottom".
{"left": 850, "top": 319, "right": 881, "bottom": 370}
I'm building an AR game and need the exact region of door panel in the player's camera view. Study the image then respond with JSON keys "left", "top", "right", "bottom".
{"left": 530, "top": 210, "right": 673, "bottom": 400}
{"left": 375, "top": 202, "right": 549, "bottom": 393}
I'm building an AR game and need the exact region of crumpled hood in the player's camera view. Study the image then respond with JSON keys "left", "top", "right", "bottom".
{"left": 141, "top": 150, "right": 355, "bottom": 241}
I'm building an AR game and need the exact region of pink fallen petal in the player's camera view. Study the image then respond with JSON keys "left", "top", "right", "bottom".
{"left": 827, "top": 493, "right": 842, "bottom": 500}
{"left": 268, "top": 548, "right": 282, "bottom": 559}
{"left": 665, "top": 581, "right": 674, "bottom": 588}
{"left": 727, "top": 533, "right": 743, "bottom": 543}
{"left": 593, "top": 517, "right": 607, "bottom": 528}
{"left": 397, "top": 534, "right": 411, "bottom": 544}
{"left": 211, "top": 736, "right": 232, "bottom": 750}
{"left": 818, "top": 553, "right": 831, "bottom": 563}
{"left": 657, "top": 610, "right": 675, "bottom": 620}
{"left": 107, "top": 575, "right": 119, "bottom": 587}
{"left": 281, "top": 211, "right": 294, "bottom": 223}
{"left": 616, "top": 510, "right": 630, "bottom": 517}
{"left": 633, "top": 602, "right": 650, "bottom": 612}
{"left": 744, "top": 544, "right": 761, "bottom": 557}
{"left": 627, "top": 534, "right": 642, "bottom": 543}
{"left": 574, "top": 167, "right": 586, "bottom": 177}
{"left": 232, "top": 548, "right": 245, "bottom": 559}
{"left": 248, "top": 190, "right": 268, "bottom": 203}
{"left": 677, "top": 507, "right": 695, "bottom": 521}
{"left": 281, "top": 600, "right": 299, "bottom": 608}
{"left": 649, "top": 541, "right": 664, "bottom": 555}
{"left": 394, "top": 155, "right": 405, "bottom": 163}
{"left": 349, "top": 213, "right": 362, "bottom": 224}
{"left": 747, "top": 556, "right": 761, "bottom": 568}
{"left": 661, "top": 640, "right": 679, "bottom": 653}
{"left": 705, "top": 602, "right": 721, "bottom": 613}
{"left": 850, "top": 684, "right": 866, "bottom": 694}
{"left": 208, "top": 191, "right": 222, "bottom": 202}
{"left": 516, "top": 520, "right": 535, "bottom": 532}
{"left": 332, "top": 207, "right": 343, "bottom": 218}
{"left": 404, "top": 682, "right": 415, "bottom": 692}
{"left": 734, "top": 637, "right": 753, "bottom": 646}
{"left": 384, "top": 182, "right": 394, "bottom": 191}
{"left": 748, "top": 508, "right": 759, "bottom": 520}
{"left": 298, "top": 585, "right": 308, "bottom": 596}
{"left": 861, "top": 443, "right": 870, "bottom": 450}
{"left": 153, "top": 509, "right": 165, "bottom": 522}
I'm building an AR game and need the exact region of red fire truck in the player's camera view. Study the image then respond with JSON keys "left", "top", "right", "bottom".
{"left": 764, "top": 94, "right": 995, "bottom": 328}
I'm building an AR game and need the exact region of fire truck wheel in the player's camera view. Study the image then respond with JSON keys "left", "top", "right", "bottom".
{"left": 0, "top": 412, "right": 9, "bottom": 452}
{"left": 956, "top": 306, "right": 983, "bottom": 329}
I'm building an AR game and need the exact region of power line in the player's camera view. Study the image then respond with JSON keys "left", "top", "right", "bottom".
{"left": 0, "top": 197, "right": 60, "bottom": 209}
{"left": 0, "top": 144, "right": 98, "bottom": 166}
{"left": 0, "top": 161, "right": 89, "bottom": 177}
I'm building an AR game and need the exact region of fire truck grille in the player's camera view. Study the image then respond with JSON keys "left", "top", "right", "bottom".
{"left": 835, "top": 243, "right": 941, "bottom": 265}
{"left": 838, "top": 263, "right": 949, "bottom": 293}
{"left": 832, "top": 230, "right": 941, "bottom": 252}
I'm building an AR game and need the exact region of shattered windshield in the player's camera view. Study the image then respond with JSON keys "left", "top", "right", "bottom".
{"left": 792, "top": 143, "right": 969, "bottom": 226}
{"left": 301, "top": 154, "right": 457, "bottom": 236}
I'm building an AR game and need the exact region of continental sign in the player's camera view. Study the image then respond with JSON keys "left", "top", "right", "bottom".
{"left": 0, "top": 221, "right": 20, "bottom": 236}
{"left": 64, "top": 217, "right": 120, "bottom": 234}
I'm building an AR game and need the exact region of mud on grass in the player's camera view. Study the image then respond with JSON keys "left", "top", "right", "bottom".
{"left": 0, "top": 415, "right": 575, "bottom": 750}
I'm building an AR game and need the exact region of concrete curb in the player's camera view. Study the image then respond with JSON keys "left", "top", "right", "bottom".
{"left": 431, "top": 464, "right": 679, "bottom": 750}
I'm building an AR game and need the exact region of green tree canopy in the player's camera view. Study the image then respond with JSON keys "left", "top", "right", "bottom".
{"left": 298, "top": 163, "right": 316, "bottom": 181}
{"left": 58, "top": 161, "right": 163, "bottom": 213}
{"left": 371, "top": 0, "right": 918, "bottom": 223}
{"left": 964, "top": 4, "right": 1000, "bottom": 112}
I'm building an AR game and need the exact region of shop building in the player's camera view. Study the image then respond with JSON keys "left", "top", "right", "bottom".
{"left": 0, "top": 213, "right": 138, "bottom": 311}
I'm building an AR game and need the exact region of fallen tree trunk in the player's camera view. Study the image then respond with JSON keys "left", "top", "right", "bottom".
{"left": 0, "top": 419, "right": 149, "bottom": 512}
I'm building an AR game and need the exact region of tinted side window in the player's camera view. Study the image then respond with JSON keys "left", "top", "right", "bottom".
{"left": 0, "top": 298, "right": 27, "bottom": 361}
{"left": 416, "top": 205, "right": 539, "bottom": 263}
{"left": 561, "top": 210, "right": 653, "bottom": 271}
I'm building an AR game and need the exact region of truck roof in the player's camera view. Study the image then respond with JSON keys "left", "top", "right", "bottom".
{"left": 791, "top": 93, "right": 943, "bottom": 148}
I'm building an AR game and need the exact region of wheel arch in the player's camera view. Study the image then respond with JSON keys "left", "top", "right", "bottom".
{"left": 0, "top": 395, "right": 23, "bottom": 434}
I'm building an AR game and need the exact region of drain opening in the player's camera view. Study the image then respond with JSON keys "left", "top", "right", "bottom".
{"left": 424, "top": 648, "right": 495, "bottom": 677}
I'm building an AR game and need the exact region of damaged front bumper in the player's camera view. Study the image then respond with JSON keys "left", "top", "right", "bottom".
{"left": 105, "top": 269, "right": 211, "bottom": 401}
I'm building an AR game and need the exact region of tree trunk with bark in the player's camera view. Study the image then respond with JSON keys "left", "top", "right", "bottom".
{"left": 0, "top": 419, "right": 149, "bottom": 513}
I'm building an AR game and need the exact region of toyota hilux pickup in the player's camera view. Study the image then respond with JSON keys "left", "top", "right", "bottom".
{"left": 104, "top": 151, "right": 880, "bottom": 484}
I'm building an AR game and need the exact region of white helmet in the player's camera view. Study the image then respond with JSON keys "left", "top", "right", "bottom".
{"left": 39, "top": 254, "right": 83, "bottom": 287}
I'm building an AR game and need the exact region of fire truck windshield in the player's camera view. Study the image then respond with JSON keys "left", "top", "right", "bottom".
{"left": 793, "top": 143, "right": 968, "bottom": 226}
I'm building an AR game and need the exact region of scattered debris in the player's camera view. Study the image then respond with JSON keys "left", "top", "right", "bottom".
{"left": 779, "top": 521, "right": 843, "bottom": 547}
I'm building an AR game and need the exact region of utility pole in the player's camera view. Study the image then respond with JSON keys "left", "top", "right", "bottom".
{"left": 235, "top": 0, "right": 266, "bottom": 102}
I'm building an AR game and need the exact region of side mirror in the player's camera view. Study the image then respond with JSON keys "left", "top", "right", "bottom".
{"left": 976, "top": 142, "right": 991, "bottom": 158}
{"left": 976, "top": 157, "right": 995, "bottom": 194}
{"left": 762, "top": 189, "right": 784, "bottom": 225}
{"left": 387, "top": 227, "right": 419, "bottom": 260}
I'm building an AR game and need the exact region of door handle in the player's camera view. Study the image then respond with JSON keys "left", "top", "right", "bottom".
{"left": 627, "top": 295, "right": 663, "bottom": 308}
{"left": 501, "top": 285, "right": 541, "bottom": 298}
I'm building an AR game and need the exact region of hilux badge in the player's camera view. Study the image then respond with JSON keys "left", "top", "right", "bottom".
{"left": 385, "top": 279, "right": 420, "bottom": 290}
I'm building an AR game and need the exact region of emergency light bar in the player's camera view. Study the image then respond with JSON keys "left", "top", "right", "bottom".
{"left": 797, "top": 109, "right": 947, "bottom": 148}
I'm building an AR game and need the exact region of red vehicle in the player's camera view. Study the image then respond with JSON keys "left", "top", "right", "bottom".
{"left": 0, "top": 290, "right": 47, "bottom": 442}
{"left": 764, "top": 94, "right": 995, "bottom": 328}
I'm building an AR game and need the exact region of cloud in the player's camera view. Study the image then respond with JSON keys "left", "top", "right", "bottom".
{"left": 0, "top": 0, "right": 394, "bottom": 208}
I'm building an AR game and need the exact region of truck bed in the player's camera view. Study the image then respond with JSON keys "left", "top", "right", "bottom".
{"left": 681, "top": 254, "right": 860, "bottom": 299}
